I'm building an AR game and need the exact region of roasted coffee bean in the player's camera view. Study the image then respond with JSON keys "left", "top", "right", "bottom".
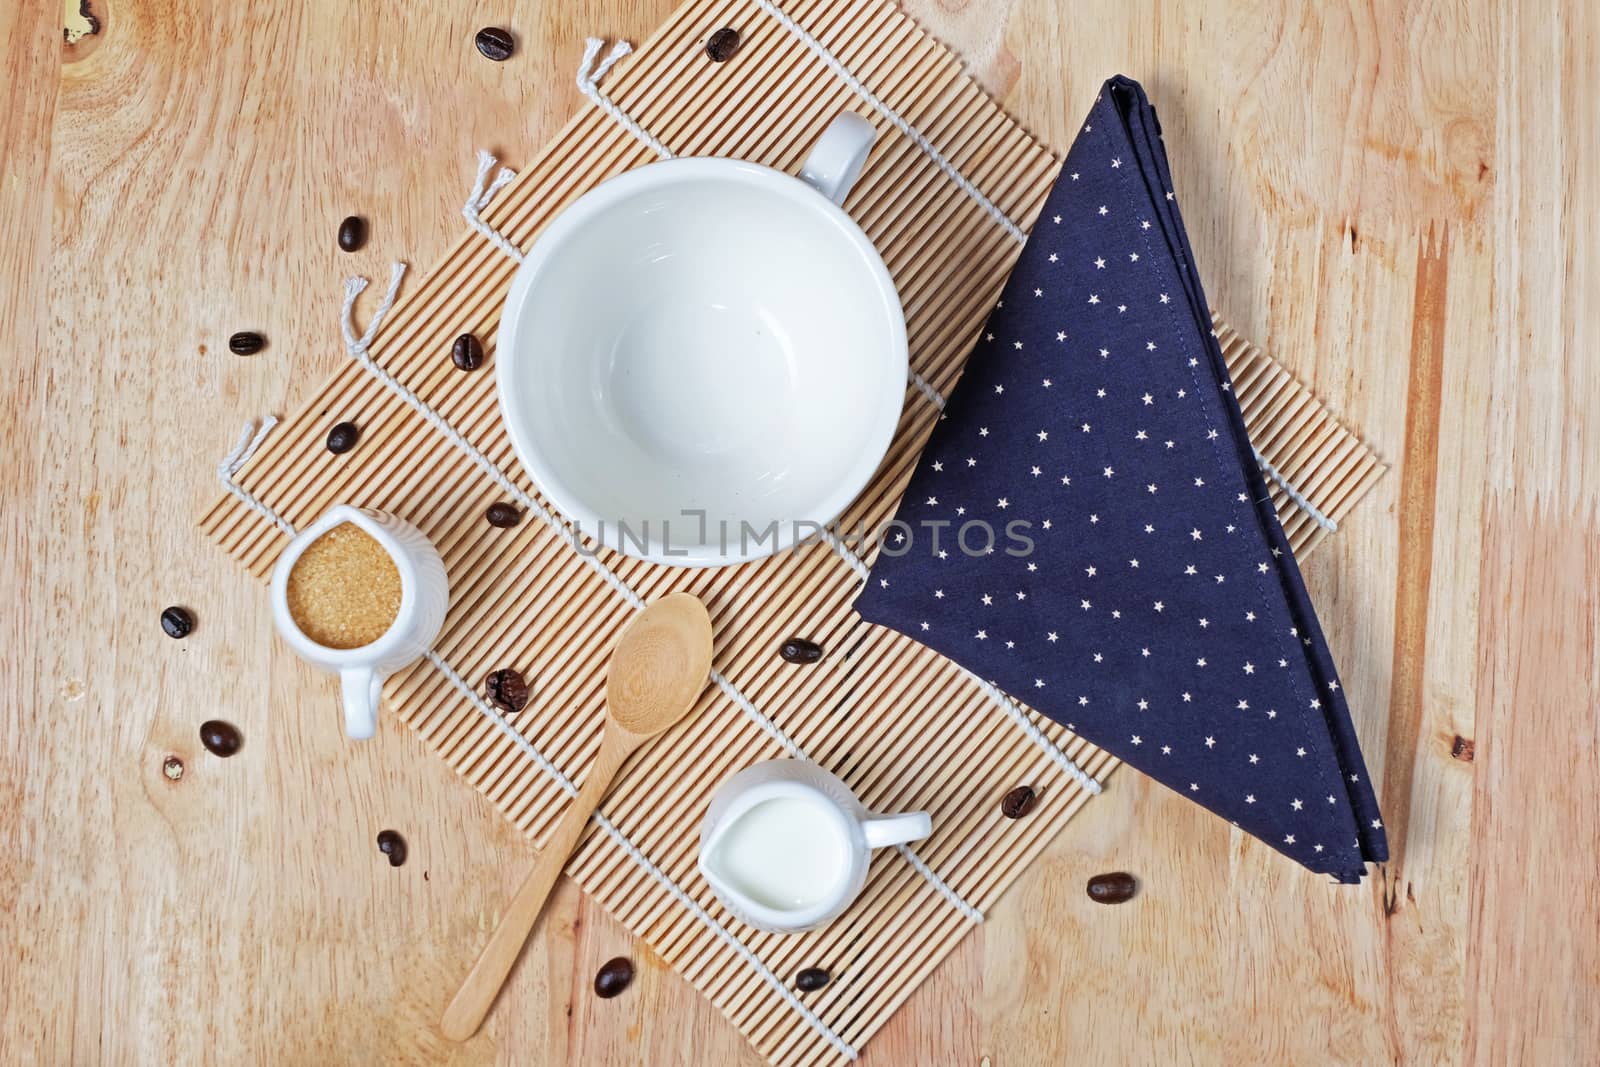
{"left": 594, "top": 957, "right": 634, "bottom": 998}
{"left": 484, "top": 668, "right": 529, "bottom": 713}
{"left": 485, "top": 502, "right": 521, "bottom": 528}
{"left": 1086, "top": 871, "right": 1138, "bottom": 904}
{"left": 795, "top": 967, "right": 830, "bottom": 992}
{"left": 162, "top": 755, "right": 185, "bottom": 781}
{"left": 474, "top": 26, "right": 515, "bottom": 61}
{"left": 376, "top": 829, "right": 407, "bottom": 867}
{"left": 326, "top": 421, "right": 360, "bottom": 454}
{"left": 228, "top": 331, "right": 266, "bottom": 356}
{"left": 451, "top": 333, "right": 484, "bottom": 371}
{"left": 1000, "top": 784, "right": 1037, "bottom": 819}
{"left": 337, "top": 215, "right": 367, "bottom": 252}
{"left": 160, "top": 605, "right": 195, "bottom": 639}
{"left": 705, "top": 27, "right": 741, "bottom": 62}
{"left": 199, "top": 720, "right": 242, "bottom": 758}
{"left": 779, "top": 637, "right": 824, "bottom": 664}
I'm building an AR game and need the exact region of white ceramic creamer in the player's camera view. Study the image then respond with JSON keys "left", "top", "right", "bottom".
{"left": 269, "top": 505, "right": 449, "bottom": 740}
{"left": 698, "top": 760, "right": 931, "bottom": 933}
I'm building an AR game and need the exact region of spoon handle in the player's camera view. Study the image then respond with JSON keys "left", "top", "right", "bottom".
{"left": 442, "top": 733, "right": 632, "bottom": 1041}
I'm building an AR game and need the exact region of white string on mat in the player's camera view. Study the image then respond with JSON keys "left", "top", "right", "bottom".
{"left": 341, "top": 261, "right": 409, "bottom": 353}
{"left": 216, "top": 416, "right": 295, "bottom": 538}
{"left": 1252, "top": 448, "right": 1337, "bottom": 532}
{"left": 462, "top": 150, "right": 525, "bottom": 264}
{"left": 214, "top": 418, "right": 861, "bottom": 1060}
{"left": 424, "top": 651, "right": 579, "bottom": 799}
{"left": 908, "top": 368, "right": 947, "bottom": 411}
{"left": 220, "top": 415, "right": 278, "bottom": 474}
{"left": 577, "top": 38, "right": 674, "bottom": 160}
{"left": 818, "top": 528, "right": 870, "bottom": 581}
{"left": 968, "top": 674, "right": 1101, "bottom": 795}
{"left": 748, "top": 0, "right": 1029, "bottom": 243}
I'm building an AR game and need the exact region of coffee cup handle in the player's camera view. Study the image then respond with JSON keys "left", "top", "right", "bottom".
{"left": 861, "top": 811, "right": 932, "bottom": 849}
{"left": 341, "top": 667, "right": 382, "bottom": 740}
{"left": 800, "top": 113, "right": 875, "bottom": 206}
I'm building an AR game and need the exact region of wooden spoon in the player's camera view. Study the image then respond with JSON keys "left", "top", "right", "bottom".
{"left": 441, "top": 592, "right": 714, "bottom": 1041}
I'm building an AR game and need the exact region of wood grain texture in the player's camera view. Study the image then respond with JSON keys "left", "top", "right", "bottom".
{"left": 1, "top": 2, "right": 1594, "bottom": 1066}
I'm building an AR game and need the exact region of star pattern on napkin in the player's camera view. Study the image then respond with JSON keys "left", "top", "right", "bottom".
{"left": 856, "top": 77, "right": 1387, "bottom": 883}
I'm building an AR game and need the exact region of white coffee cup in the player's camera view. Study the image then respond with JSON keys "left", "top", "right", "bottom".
{"left": 497, "top": 113, "right": 908, "bottom": 567}
{"left": 269, "top": 505, "right": 450, "bottom": 740}
{"left": 697, "top": 759, "right": 932, "bottom": 933}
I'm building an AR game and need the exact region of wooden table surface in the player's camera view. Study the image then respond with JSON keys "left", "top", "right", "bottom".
{"left": 4, "top": 0, "right": 1595, "bottom": 1063}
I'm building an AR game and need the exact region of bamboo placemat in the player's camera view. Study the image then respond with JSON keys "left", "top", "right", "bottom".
{"left": 201, "top": 0, "right": 1386, "bottom": 1061}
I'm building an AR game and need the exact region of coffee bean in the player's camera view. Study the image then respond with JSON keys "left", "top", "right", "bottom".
{"left": 199, "top": 720, "right": 242, "bottom": 757}
{"left": 1000, "top": 785, "right": 1037, "bottom": 819}
{"left": 474, "top": 26, "right": 515, "bottom": 61}
{"left": 337, "top": 215, "right": 367, "bottom": 252}
{"left": 705, "top": 27, "right": 741, "bottom": 62}
{"left": 376, "top": 829, "right": 407, "bottom": 867}
{"left": 485, "top": 668, "right": 529, "bottom": 713}
{"left": 779, "top": 638, "right": 824, "bottom": 664}
{"left": 795, "top": 967, "right": 830, "bottom": 992}
{"left": 1086, "top": 871, "right": 1138, "bottom": 904}
{"left": 160, "top": 606, "right": 194, "bottom": 639}
{"left": 228, "top": 331, "right": 266, "bottom": 356}
{"left": 594, "top": 957, "right": 634, "bottom": 998}
{"left": 485, "top": 502, "right": 521, "bottom": 528}
{"left": 326, "top": 421, "right": 360, "bottom": 454}
{"left": 162, "top": 755, "right": 185, "bottom": 781}
{"left": 451, "top": 333, "right": 484, "bottom": 371}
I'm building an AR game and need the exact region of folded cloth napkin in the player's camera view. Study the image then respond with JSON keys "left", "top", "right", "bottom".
{"left": 855, "top": 76, "right": 1387, "bottom": 883}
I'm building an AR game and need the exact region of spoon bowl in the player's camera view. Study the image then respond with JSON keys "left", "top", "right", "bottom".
{"left": 605, "top": 592, "right": 715, "bottom": 737}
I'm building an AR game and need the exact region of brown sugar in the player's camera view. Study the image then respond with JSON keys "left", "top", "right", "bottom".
{"left": 286, "top": 523, "right": 402, "bottom": 649}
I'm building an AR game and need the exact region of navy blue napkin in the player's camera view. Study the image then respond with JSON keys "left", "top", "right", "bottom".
{"left": 855, "top": 77, "right": 1387, "bottom": 883}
